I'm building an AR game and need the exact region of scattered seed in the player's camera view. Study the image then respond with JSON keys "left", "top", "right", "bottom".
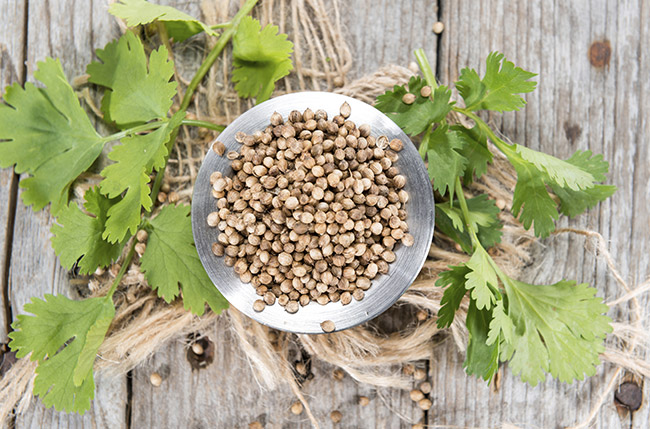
{"left": 417, "top": 398, "right": 432, "bottom": 410}
{"left": 321, "top": 320, "right": 336, "bottom": 333}
{"left": 420, "top": 85, "right": 432, "bottom": 98}
{"left": 358, "top": 396, "right": 370, "bottom": 406}
{"left": 213, "top": 140, "right": 226, "bottom": 156}
{"left": 412, "top": 424, "right": 424, "bottom": 429}
{"left": 402, "top": 93, "right": 416, "bottom": 104}
{"left": 136, "top": 230, "right": 148, "bottom": 242}
{"left": 191, "top": 342, "right": 204, "bottom": 355}
{"left": 290, "top": 401, "right": 304, "bottom": 415}
{"left": 496, "top": 198, "right": 506, "bottom": 210}
{"left": 150, "top": 372, "right": 162, "bottom": 387}
{"left": 135, "top": 242, "right": 146, "bottom": 256}
{"left": 330, "top": 410, "right": 342, "bottom": 424}
{"left": 432, "top": 21, "right": 445, "bottom": 34}
{"left": 419, "top": 381, "right": 432, "bottom": 394}
{"left": 414, "top": 368, "right": 426, "bottom": 380}
{"left": 333, "top": 368, "right": 344, "bottom": 380}
{"left": 248, "top": 422, "right": 263, "bottom": 429}
{"left": 253, "top": 300, "right": 266, "bottom": 312}
{"left": 416, "top": 309, "right": 428, "bottom": 321}
{"left": 410, "top": 389, "right": 424, "bottom": 402}
{"left": 295, "top": 362, "right": 308, "bottom": 376}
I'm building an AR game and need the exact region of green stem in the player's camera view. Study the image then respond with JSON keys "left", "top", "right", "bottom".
{"left": 454, "top": 107, "right": 516, "bottom": 156}
{"left": 181, "top": 119, "right": 225, "bottom": 132}
{"left": 106, "top": 239, "right": 137, "bottom": 300}
{"left": 101, "top": 121, "right": 167, "bottom": 143}
{"left": 150, "top": 0, "right": 259, "bottom": 202}
{"left": 414, "top": 49, "right": 438, "bottom": 90}
{"left": 179, "top": 0, "right": 258, "bottom": 113}
{"left": 454, "top": 177, "right": 480, "bottom": 246}
{"left": 210, "top": 22, "right": 232, "bottom": 29}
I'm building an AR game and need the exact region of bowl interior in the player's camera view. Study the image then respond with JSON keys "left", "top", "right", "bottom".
{"left": 192, "top": 91, "right": 434, "bottom": 333}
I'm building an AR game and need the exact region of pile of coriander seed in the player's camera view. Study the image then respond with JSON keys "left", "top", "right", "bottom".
{"left": 208, "top": 102, "right": 413, "bottom": 314}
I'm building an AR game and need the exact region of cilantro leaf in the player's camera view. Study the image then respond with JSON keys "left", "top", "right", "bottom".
{"left": 451, "top": 124, "right": 493, "bottom": 183}
{"left": 51, "top": 188, "right": 125, "bottom": 274}
{"left": 456, "top": 52, "right": 537, "bottom": 112}
{"left": 425, "top": 125, "right": 467, "bottom": 196}
{"left": 464, "top": 300, "right": 499, "bottom": 381}
{"left": 464, "top": 247, "right": 499, "bottom": 310}
{"left": 375, "top": 76, "right": 453, "bottom": 135}
{"left": 109, "top": 0, "right": 217, "bottom": 42}
{"left": 551, "top": 184, "right": 617, "bottom": 218}
{"left": 436, "top": 194, "right": 502, "bottom": 253}
{"left": 8, "top": 294, "right": 115, "bottom": 413}
{"left": 100, "top": 112, "right": 182, "bottom": 243}
{"left": 510, "top": 157, "right": 560, "bottom": 238}
{"left": 87, "top": 32, "right": 177, "bottom": 127}
{"left": 486, "top": 300, "right": 514, "bottom": 346}
{"left": 501, "top": 278, "right": 612, "bottom": 385}
{"left": 232, "top": 16, "right": 293, "bottom": 103}
{"left": 436, "top": 264, "right": 470, "bottom": 328}
{"left": 141, "top": 204, "right": 229, "bottom": 316}
{"left": 0, "top": 58, "right": 104, "bottom": 214}
{"left": 515, "top": 145, "right": 596, "bottom": 191}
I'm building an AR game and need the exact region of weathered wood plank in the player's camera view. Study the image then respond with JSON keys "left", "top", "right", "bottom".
{"left": 9, "top": 0, "right": 127, "bottom": 427}
{"left": 0, "top": 0, "right": 27, "bottom": 342}
{"left": 435, "top": 0, "right": 650, "bottom": 427}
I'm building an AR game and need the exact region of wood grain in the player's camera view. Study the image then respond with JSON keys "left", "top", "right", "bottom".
{"left": 0, "top": 0, "right": 26, "bottom": 342}
{"left": 2, "top": 0, "right": 648, "bottom": 427}
{"left": 8, "top": 1, "right": 127, "bottom": 427}
{"left": 435, "top": 0, "right": 650, "bottom": 427}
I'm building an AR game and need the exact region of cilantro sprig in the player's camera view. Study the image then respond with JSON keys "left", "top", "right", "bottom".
{"left": 377, "top": 49, "right": 614, "bottom": 384}
{"left": 0, "top": 0, "right": 293, "bottom": 414}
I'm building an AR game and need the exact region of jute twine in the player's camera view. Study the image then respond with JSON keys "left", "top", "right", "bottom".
{"left": 1, "top": 1, "right": 648, "bottom": 427}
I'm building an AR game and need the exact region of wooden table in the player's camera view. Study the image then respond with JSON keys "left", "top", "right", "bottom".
{"left": 1, "top": 0, "right": 648, "bottom": 427}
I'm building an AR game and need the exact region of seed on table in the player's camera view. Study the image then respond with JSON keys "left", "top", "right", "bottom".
{"left": 249, "top": 422, "right": 263, "bottom": 429}
{"left": 330, "top": 410, "right": 342, "bottom": 424}
{"left": 212, "top": 140, "right": 226, "bottom": 156}
{"left": 414, "top": 368, "right": 426, "bottom": 380}
{"left": 418, "top": 398, "right": 432, "bottom": 410}
{"left": 410, "top": 389, "right": 424, "bottom": 402}
{"left": 432, "top": 21, "right": 445, "bottom": 34}
{"left": 358, "top": 396, "right": 370, "bottom": 406}
{"left": 290, "top": 401, "right": 303, "bottom": 415}
{"left": 333, "top": 369, "right": 344, "bottom": 380}
{"left": 191, "top": 342, "right": 204, "bottom": 355}
{"left": 416, "top": 309, "right": 427, "bottom": 321}
{"left": 253, "top": 299, "right": 266, "bottom": 312}
{"left": 150, "top": 372, "right": 162, "bottom": 387}
{"left": 419, "top": 381, "right": 432, "bottom": 394}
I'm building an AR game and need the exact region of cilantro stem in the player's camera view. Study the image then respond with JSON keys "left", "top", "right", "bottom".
{"left": 454, "top": 107, "right": 515, "bottom": 156}
{"left": 210, "top": 22, "right": 232, "bottom": 29}
{"left": 106, "top": 239, "right": 137, "bottom": 300}
{"left": 101, "top": 121, "right": 167, "bottom": 143}
{"left": 178, "top": 0, "right": 259, "bottom": 113}
{"left": 149, "top": 0, "right": 259, "bottom": 203}
{"left": 181, "top": 119, "right": 225, "bottom": 132}
{"left": 414, "top": 49, "right": 438, "bottom": 90}
{"left": 454, "top": 177, "right": 480, "bottom": 245}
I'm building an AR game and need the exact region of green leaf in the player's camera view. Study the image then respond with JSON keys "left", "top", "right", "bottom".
{"left": 515, "top": 145, "right": 596, "bottom": 191}
{"left": 8, "top": 294, "right": 115, "bottom": 413}
{"left": 551, "top": 184, "right": 617, "bottom": 218}
{"left": 232, "top": 16, "right": 293, "bottom": 103}
{"left": 51, "top": 188, "right": 125, "bottom": 275}
{"left": 109, "top": 0, "right": 217, "bottom": 42}
{"left": 456, "top": 51, "right": 537, "bottom": 112}
{"left": 0, "top": 58, "right": 104, "bottom": 214}
{"left": 451, "top": 124, "right": 493, "bottom": 183}
{"left": 87, "top": 31, "right": 177, "bottom": 127}
{"left": 141, "top": 204, "right": 229, "bottom": 316}
{"left": 375, "top": 76, "right": 453, "bottom": 135}
{"left": 436, "top": 195, "right": 503, "bottom": 253}
{"left": 100, "top": 113, "right": 183, "bottom": 243}
{"left": 425, "top": 125, "right": 467, "bottom": 196}
{"left": 486, "top": 300, "right": 514, "bottom": 346}
{"left": 501, "top": 278, "right": 612, "bottom": 385}
{"left": 464, "top": 300, "right": 499, "bottom": 381}
{"left": 510, "top": 157, "right": 559, "bottom": 238}
{"left": 465, "top": 247, "right": 499, "bottom": 310}
{"left": 436, "top": 264, "right": 470, "bottom": 328}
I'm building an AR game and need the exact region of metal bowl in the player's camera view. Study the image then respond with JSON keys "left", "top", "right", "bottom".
{"left": 192, "top": 91, "right": 434, "bottom": 334}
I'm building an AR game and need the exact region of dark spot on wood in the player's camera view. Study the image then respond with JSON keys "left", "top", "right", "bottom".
{"left": 563, "top": 122, "right": 582, "bottom": 145}
{"left": 0, "top": 343, "right": 17, "bottom": 377}
{"left": 614, "top": 381, "right": 643, "bottom": 411}
{"left": 589, "top": 40, "right": 611, "bottom": 68}
{"left": 186, "top": 334, "right": 215, "bottom": 370}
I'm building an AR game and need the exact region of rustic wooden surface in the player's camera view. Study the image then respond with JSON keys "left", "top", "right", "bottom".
{"left": 0, "top": 0, "right": 648, "bottom": 428}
